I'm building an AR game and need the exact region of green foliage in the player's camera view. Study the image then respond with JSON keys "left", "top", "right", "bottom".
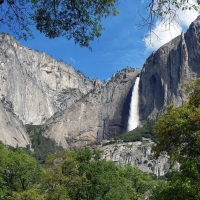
{"left": 7, "top": 189, "right": 44, "bottom": 200}
{"left": 102, "top": 140, "right": 117, "bottom": 146}
{"left": 0, "top": 146, "right": 42, "bottom": 199}
{"left": 0, "top": 0, "right": 119, "bottom": 48}
{"left": 0, "top": 142, "right": 158, "bottom": 200}
{"left": 153, "top": 79, "right": 200, "bottom": 161}
{"left": 42, "top": 148, "right": 158, "bottom": 200}
{"left": 41, "top": 167, "right": 70, "bottom": 200}
{"left": 151, "top": 78, "right": 200, "bottom": 199}
{"left": 114, "top": 120, "right": 157, "bottom": 142}
{"left": 0, "top": 141, "right": 9, "bottom": 198}
{"left": 3, "top": 150, "right": 42, "bottom": 191}
{"left": 151, "top": 169, "right": 200, "bottom": 200}
{"left": 24, "top": 124, "right": 63, "bottom": 163}
{"left": 32, "top": 0, "right": 119, "bottom": 49}
{"left": 155, "top": 0, "right": 200, "bottom": 14}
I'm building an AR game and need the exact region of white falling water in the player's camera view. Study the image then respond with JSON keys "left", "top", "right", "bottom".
{"left": 127, "top": 77, "right": 140, "bottom": 132}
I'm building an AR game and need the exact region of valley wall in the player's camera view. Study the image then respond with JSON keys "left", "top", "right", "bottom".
{"left": 43, "top": 68, "right": 140, "bottom": 148}
{"left": 0, "top": 100, "right": 30, "bottom": 147}
{"left": 0, "top": 34, "right": 94, "bottom": 125}
{"left": 1, "top": 16, "right": 200, "bottom": 149}
{"left": 139, "top": 16, "right": 200, "bottom": 122}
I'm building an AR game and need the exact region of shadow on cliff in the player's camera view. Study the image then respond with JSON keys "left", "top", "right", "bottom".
{"left": 105, "top": 84, "right": 133, "bottom": 139}
{"left": 120, "top": 85, "right": 133, "bottom": 133}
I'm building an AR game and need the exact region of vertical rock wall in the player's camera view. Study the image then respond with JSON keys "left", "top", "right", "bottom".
{"left": 43, "top": 68, "right": 141, "bottom": 148}
{"left": 0, "top": 34, "right": 94, "bottom": 125}
{"left": 0, "top": 100, "right": 30, "bottom": 147}
{"left": 139, "top": 16, "right": 200, "bottom": 122}
{"left": 2, "top": 16, "right": 200, "bottom": 148}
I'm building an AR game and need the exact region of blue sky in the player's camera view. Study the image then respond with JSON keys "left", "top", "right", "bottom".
{"left": 20, "top": 0, "right": 150, "bottom": 81}
{"left": 2, "top": 0, "right": 200, "bottom": 81}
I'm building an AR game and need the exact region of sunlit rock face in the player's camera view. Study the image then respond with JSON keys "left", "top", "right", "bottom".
{"left": 139, "top": 16, "right": 200, "bottom": 122}
{"left": 100, "top": 140, "right": 169, "bottom": 176}
{"left": 0, "top": 33, "right": 141, "bottom": 148}
{"left": 0, "top": 33, "right": 94, "bottom": 125}
{"left": 0, "top": 100, "right": 30, "bottom": 147}
{"left": 43, "top": 68, "right": 141, "bottom": 148}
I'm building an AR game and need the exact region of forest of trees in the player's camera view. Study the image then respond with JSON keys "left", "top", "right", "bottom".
{"left": 0, "top": 142, "right": 159, "bottom": 200}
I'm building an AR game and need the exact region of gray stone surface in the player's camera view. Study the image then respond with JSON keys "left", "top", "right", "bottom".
{"left": 44, "top": 15, "right": 200, "bottom": 148}
{"left": 139, "top": 16, "right": 200, "bottom": 122}
{"left": 2, "top": 16, "right": 200, "bottom": 148}
{"left": 0, "top": 100, "right": 30, "bottom": 147}
{"left": 99, "top": 140, "right": 169, "bottom": 176}
{"left": 0, "top": 33, "right": 94, "bottom": 125}
{"left": 43, "top": 68, "right": 140, "bottom": 148}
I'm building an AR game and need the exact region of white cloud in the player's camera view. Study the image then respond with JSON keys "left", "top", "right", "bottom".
{"left": 144, "top": 21, "right": 182, "bottom": 51}
{"left": 69, "top": 57, "right": 76, "bottom": 64}
{"left": 144, "top": 1, "right": 199, "bottom": 51}
{"left": 176, "top": 8, "right": 199, "bottom": 27}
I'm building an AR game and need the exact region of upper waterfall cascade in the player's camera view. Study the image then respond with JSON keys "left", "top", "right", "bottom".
{"left": 127, "top": 77, "right": 140, "bottom": 132}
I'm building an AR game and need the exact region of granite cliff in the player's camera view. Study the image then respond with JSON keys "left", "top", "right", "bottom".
{"left": 99, "top": 140, "right": 169, "bottom": 177}
{"left": 0, "top": 33, "right": 140, "bottom": 148}
{"left": 0, "top": 100, "right": 30, "bottom": 147}
{"left": 43, "top": 68, "right": 140, "bottom": 148}
{"left": 43, "top": 16, "right": 200, "bottom": 148}
{"left": 139, "top": 16, "right": 200, "bottom": 122}
{"left": 0, "top": 33, "right": 94, "bottom": 125}
{"left": 1, "top": 16, "right": 200, "bottom": 149}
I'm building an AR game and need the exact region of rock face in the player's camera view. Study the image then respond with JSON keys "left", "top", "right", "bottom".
{"left": 139, "top": 16, "right": 200, "bottom": 122}
{"left": 44, "top": 15, "right": 200, "bottom": 148}
{"left": 0, "top": 33, "right": 94, "bottom": 125}
{"left": 43, "top": 68, "right": 140, "bottom": 148}
{"left": 100, "top": 140, "right": 169, "bottom": 176}
{"left": 0, "top": 33, "right": 141, "bottom": 148}
{"left": 0, "top": 100, "right": 30, "bottom": 147}
{"left": 2, "top": 16, "right": 200, "bottom": 148}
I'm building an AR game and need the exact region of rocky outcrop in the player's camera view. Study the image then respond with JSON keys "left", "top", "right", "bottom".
{"left": 99, "top": 140, "right": 169, "bottom": 176}
{"left": 43, "top": 68, "right": 140, "bottom": 148}
{"left": 139, "top": 16, "right": 200, "bottom": 122}
{"left": 0, "top": 33, "right": 94, "bottom": 125}
{"left": 0, "top": 100, "right": 30, "bottom": 147}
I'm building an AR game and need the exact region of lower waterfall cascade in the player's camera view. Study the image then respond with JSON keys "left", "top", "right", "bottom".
{"left": 127, "top": 77, "right": 140, "bottom": 132}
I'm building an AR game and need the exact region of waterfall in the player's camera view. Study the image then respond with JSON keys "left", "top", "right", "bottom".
{"left": 127, "top": 77, "right": 140, "bottom": 132}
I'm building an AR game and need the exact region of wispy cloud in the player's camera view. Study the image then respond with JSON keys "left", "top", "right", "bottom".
{"left": 144, "top": 1, "right": 199, "bottom": 51}
{"left": 69, "top": 57, "right": 76, "bottom": 64}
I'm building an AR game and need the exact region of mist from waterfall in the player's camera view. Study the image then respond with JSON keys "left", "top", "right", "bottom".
{"left": 127, "top": 77, "right": 140, "bottom": 132}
